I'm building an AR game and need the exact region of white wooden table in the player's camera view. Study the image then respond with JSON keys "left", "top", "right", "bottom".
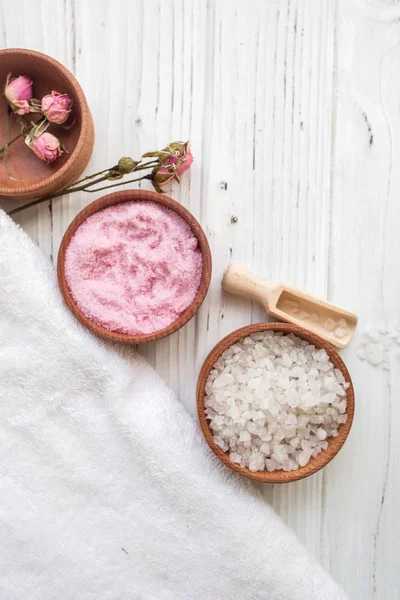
{"left": 1, "top": 1, "right": 398, "bottom": 598}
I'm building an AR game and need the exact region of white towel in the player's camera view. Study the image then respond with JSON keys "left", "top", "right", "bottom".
{"left": 0, "top": 210, "right": 347, "bottom": 600}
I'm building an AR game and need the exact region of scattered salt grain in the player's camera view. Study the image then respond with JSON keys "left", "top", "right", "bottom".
{"left": 357, "top": 325, "right": 400, "bottom": 369}
{"left": 204, "top": 331, "right": 349, "bottom": 472}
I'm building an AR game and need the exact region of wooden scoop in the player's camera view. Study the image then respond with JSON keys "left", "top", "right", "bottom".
{"left": 222, "top": 263, "right": 357, "bottom": 348}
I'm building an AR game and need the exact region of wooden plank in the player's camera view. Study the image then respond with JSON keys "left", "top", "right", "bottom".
{"left": 325, "top": 1, "right": 400, "bottom": 598}
{"left": 193, "top": 0, "right": 336, "bottom": 564}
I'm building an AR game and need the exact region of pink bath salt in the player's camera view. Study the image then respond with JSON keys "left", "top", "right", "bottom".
{"left": 64, "top": 201, "right": 203, "bottom": 335}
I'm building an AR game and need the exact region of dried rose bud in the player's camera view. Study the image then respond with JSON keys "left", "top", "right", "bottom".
{"left": 25, "top": 132, "right": 62, "bottom": 163}
{"left": 4, "top": 74, "right": 33, "bottom": 115}
{"left": 41, "top": 91, "right": 72, "bottom": 124}
{"left": 152, "top": 170, "right": 175, "bottom": 193}
{"left": 158, "top": 142, "right": 193, "bottom": 181}
{"left": 118, "top": 157, "right": 138, "bottom": 174}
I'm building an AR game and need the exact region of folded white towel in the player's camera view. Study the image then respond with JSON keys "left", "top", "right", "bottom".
{"left": 0, "top": 211, "right": 347, "bottom": 600}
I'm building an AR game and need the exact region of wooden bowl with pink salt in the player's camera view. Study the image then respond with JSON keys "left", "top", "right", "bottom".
{"left": 57, "top": 189, "right": 212, "bottom": 343}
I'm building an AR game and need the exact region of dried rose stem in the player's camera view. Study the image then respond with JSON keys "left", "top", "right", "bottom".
{"left": 0, "top": 132, "right": 23, "bottom": 155}
{"left": 7, "top": 159, "right": 160, "bottom": 216}
{"left": 62, "top": 169, "right": 114, "bottom": 189}
{"left": 3, "top": 112, "right": 14, "bottom": 180}
{"left": 7, "top": 170, "right": 154, "bottom": 216}
{"left": 63, "top": 160, "right": 158, "bottom": 189}
{"left": 82, "top": 174, "right": 152, "bottom": 194}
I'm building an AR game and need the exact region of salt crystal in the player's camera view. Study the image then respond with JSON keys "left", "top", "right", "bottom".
{"left": 366, "top": 326, "right": 380, "bottom": 342}
{"left": 260, "top": 442, "right": 270, "bottom": 454}
{"left": 309, "top": 313, "right": 320, "bottom": 323}
{"left": 239, "top": 430, "right": 251, "bottom": 442}
{"left": 214, "top": 373, "right": 235, "bottom": 388}
{"left": 299, "top": 311, "right": 310, "bottom": 319}
{"left": 277, "top": 377, "right": 291, "bottom": 390}
{"left": 300, "top": 439, "right": 311, "bottom": 450}
{"left": 298, "top": 449, "right": 312, "bottom": 467}
{"left": 282, "top": 353, "right": 292, "bottom": 367}
{"left": 325, "top": 318, "right": 337, "bottom": 331}
{"left": 334, "top": 327, "right": 348, "bottom": 339}
{"left": 226, "top": 405, "right": 240, "bottom": 419}
{"left": 285, "top": 413, "right": 297, "bottom": 425}
{"left": 248, "top": 452, "right": 265, "bottom": 472}
{"left": 307, "top": 368, "right": 319, "bottom": 380}
{"left": 284, "top": 299, "right": 298, "bottom": 308}
{"left": 230, "top": 452, "right": 241, "bottom": 464}
{"left": 265, "top": 459, "right": 277, "bottom": 472}
{"left": 247, "top": 422, "right": 258, "bottom": 434}
{"left": 284, "top": 425, "right": 297, "bottom": 438}
{"left": 366, "top": 343, "right": 384, "bottom": 365}
{"left": 297, "top": 414, "right": 309, "bottom": 428}
{"left": 214, "top": 436, "right": 227, "bottom": 450}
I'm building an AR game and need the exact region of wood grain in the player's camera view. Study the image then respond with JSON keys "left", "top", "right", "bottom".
{"left": 323, "top": 2, "right": 400, "bottom": 598}
{"left": 0, "top": 1, "right": 399, "bottom": 597}
{"left": 197, "top": 322, "right": 354, "bottom": 483}
{"left": 57, "top": 189, "right": 212, "bottom": 344}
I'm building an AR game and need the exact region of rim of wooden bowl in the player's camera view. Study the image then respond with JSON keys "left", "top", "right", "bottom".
{"left": 57, "top": 189, "right": 212, "bottom": 344}
{"left": 0, "top": 48, "right": 94, "bottom": 199}
{"left": 197, "top": 322, "right": 355, "bottom": 483}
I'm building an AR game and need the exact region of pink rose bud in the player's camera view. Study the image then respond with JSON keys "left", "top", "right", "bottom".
{"left": 176, "top": 143, "right": 193, "bottom": 176}
{"left": 4, "top": 75, "right": 33, "bottom": 115}
{"left": 158, "top": 142, "right": 194, "bottom": 180}
{"left": 25, "top": 132, "right": 62, "bottom": 163}
{"left": 41, "top": 91, "right": 72, "bottom": 125}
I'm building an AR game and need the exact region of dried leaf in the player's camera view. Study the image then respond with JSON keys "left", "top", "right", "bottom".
{"left": 142, "top": 151, "right": 159, "bottom": 158}
{"left": 33, "top": 119, "right": 51, "bottom": 137}
{"left": 154, "top": 172, "right": 174, "bottom": 185}
{"left": 152, "top": 181, "right": 166, "bottom": 193}
{"left": 106, "top": 169, "right": 124, "bottom": 181}
{"left": 158, "top": 151, "right": 172, "bottom": 162}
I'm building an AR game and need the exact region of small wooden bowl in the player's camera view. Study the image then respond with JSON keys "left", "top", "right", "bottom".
{"left": 58, "top": 189, "right": 212, "bottom": 344}
{"left": 0, "top": 48, "right": 94, "bottom": 201}
{"left": 197, "top": 322, "right": 355, "bottom": 483}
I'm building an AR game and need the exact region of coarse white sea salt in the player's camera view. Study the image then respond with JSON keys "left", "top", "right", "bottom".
{"left": 204, "top": 331, "right": 349, "bottom": 472}
{"left": 357, "top": 325, "right": 400, "bottom": 370}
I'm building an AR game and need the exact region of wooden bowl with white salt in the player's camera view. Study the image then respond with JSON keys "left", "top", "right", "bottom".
{"left": 196, "top": 322, "right": 354, "bottom": 484}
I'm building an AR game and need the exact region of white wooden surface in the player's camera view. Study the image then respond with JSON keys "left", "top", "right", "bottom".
{"left": 1, "top": 1, "right": 399, "bottom": 598}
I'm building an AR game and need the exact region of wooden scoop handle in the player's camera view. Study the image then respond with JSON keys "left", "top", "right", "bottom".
{"left": 222, "top": 263, "right": 273, "bottom": 309}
